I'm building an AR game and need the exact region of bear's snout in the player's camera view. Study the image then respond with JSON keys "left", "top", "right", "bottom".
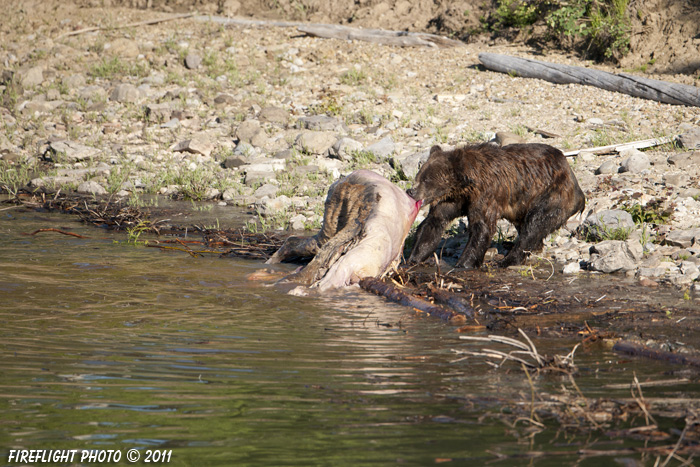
{"left": 406, "top": 188, "right": 416, "bottom": 199}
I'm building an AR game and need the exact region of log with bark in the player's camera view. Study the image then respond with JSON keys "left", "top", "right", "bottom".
{"left": 360, "top": 278, "right": 466, "bottom": 323}
{"left": 479, "top": 53, "right": 700, "bottom": 108}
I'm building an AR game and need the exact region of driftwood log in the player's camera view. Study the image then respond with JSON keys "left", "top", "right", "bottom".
{"left": 360, "top": 278, "right": 467, "bottom": 323}
{"left": 479, "top": 53, "right": 700, "bottom": 108}
{"left": 297, "top": 24, "right": 462, "bottom": 48}
{"left": 196, "top": 15, "right": 462, "bottom": 48}
{"left": 562, "top": 136, "right": 675, "bottom": 157}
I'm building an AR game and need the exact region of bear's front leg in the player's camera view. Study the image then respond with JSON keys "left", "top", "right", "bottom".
{"left": 408, "top": 200, "right": 462, "bottom": 264}
{"left": 455, "top": 219, "right": 494, "bottom": 269}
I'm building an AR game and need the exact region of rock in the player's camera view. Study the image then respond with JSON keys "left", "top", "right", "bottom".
{"left": 562, "top": 261, "right": 581, "bottom": 274}
{"left": 234, "top": 142, "right": 257, "bottom": 157}
{"left": 289, "top": 214, "right": 307, "bottom": 230}
{"left": 146, "top": 103, "right": 172, "bottom": 122}
{"left": 110, "top": 83, "right": 141, "bottom": 103}
{"left": 434, "top": 94, "right": 468, "bottom": 103}
{"left": 107, "top": 38, "right": 139, "bottom": 58}
{"left": 246, "top": 159, "right": 286, "bottom": 173}
{"left": 583, "top": 210, "right": 635, "bottom": 241}
{"left": 224, "top": 155, "right": 246, "bottom": 169}
{"left": 78, "top": 85, "right": 107, "bottom": 102}
{"left": 297, "top": 115, "right": 346, "bottom": 132}
{"left": 495, "top": 131, "right": 526, "bottom": 146}
{"left": 77, "top": 180, "right": 107, "bottom": 195}
{"left": 577, "top": 150, "right": 596, "bottom": 162}
{"left": 222, "top": 187, "right": 238, "bottom": 201}
{"left": 255, "top": 195, "right": 291, "bottom": 215}
{"left": 366, "top": 136, "right": 395, "bottom": 158}
{"left": 161, "top": 118, "right": 179, "bottom": 129}
{"left": 595, "top": 159, "right": 619, "bottom": 175}
{"left": 679, "top": 188, "right": 700, "bottom": 199}
{"left": 254, "top": 183, "right": 279, "bottom": 199}
{"left": 244, "top": 170, "right": 274, "bottom": 186}
{"left": 203, "top": 187, "right": 221, "bottom": 200}
{"left": 30, "top": 175, "right": 82, "bottom": 189}
{"left": 45, "top": 140, "right": 101, "bottom": 162}
{"left": 664, "top": 228, "right": 700, "bottom": 248}
{"left": 638, "top": 277, "right": 658, "bottom": 287}
{"left": 329, "top": 137, "right": 364, "bottom": 161}
{"left": 185, "top": 53, "right": 202, "bottom": 69}
{"left": 589, "top": 240, "right": 643, "bottom": 273}
{"left": 17, "top": 65, "right": 44, "bottom": 88}
{"left": 667, "top": 151, "right": 700, "bottom": 168}
{"left": 23, "top": 100, "right": 60, "bottom": 114}
{"left": 62, "top": 74, "right": 85, "bottom": 90}
{"left": 259, "top": 106, "right": 289, "bottom": 125}
{"left": 236, "top": 120, "right": 262, "bottom": 144}
{"left": 395, "top": 148, "right": 431, "bottom": 179}
{"left": 171, "top": 136, "right": 214, "bottom": 157}
{"left": 214, "top": 93, "right": 235, "bottom": 105}
{"left": 678, "top": 127, "right": 700, "bottom": 149}
{"left": 619, "top": 149, "right": 650, "bottom": 173}
{"left": 294, "top": 131, "right": 337, "bottom": 155}
{"left": 680, "top": 261, "right": 700, "bottom": 280}
{"left": 662, "top": 172, "right": 687, "bottom": 187}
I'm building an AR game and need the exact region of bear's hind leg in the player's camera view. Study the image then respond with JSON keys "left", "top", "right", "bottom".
{"left": 500, "top": 198, "right": 567, "bottom": 267}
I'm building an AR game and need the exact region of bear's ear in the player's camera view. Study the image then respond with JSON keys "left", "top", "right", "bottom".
{"left": 429, "top": 145, "right": 442, "bottom": 155}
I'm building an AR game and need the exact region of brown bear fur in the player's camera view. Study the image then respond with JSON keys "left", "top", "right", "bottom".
{"left": 406, "top": 143, "right": 585, "bottom": 268}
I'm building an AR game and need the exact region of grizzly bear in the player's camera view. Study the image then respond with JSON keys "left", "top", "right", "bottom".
{"left": 406, "top": 143, "right": 585, "bottom": 268}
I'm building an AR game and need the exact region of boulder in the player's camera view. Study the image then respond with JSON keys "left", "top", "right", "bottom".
{"left": 588, "top": 240, "right": 643, "bottom": 273}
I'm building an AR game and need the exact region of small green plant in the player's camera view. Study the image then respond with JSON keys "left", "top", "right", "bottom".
{"left": 0, "top": 159, "right": 36, "bottom": 196}
{"left": 493, "top": 0, "right": 539, "bottom": 28}
{"left": 349, "top": 150, "right": 377, "bottom": 169}
{"left": 89, "top": 56, "right": 149, "bottom": 79}
{"left": 309, "top": 96, "right": 343, "bottom": 116}
{"left": 339, "top": 68, "right": 367, "bottom": 86}
{"left": 125, "top": 220, "right": 150, "bottom": 245}
{"left": 621, "top": 199, "right": 673, "bottom": 225}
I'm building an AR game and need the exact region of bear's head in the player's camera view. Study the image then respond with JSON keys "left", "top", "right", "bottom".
{"left": 406, "top": 145, "right": 457, "bottom": 206}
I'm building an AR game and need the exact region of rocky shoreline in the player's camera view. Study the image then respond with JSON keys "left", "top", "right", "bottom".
{"left": 1, "top": 7, "right": 699, "bottom": 295}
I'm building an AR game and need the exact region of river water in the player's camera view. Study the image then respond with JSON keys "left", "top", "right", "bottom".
{"left": 0, "top": 206, "right": 695, "bottom": 466}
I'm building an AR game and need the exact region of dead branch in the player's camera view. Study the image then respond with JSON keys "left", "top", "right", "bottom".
{"left": 24, "top": 228, "right": 89, "bottom": 239}
{"left": 56, "top": 13, "right": 195, "bottom": 39}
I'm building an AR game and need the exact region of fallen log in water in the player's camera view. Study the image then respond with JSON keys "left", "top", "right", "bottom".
{"left": 359, "top": 277, "right": 466, "bottom": 323}
{"left": 479, "top": 53, "right": 700, "bottom": 108}
{"left": 427, "top": 283, "right": 476, "bottom": 320}
{"left": 613, "top": 340, "right": 700, "bottom": 368}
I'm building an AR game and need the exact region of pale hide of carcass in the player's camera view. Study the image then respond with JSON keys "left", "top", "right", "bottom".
{"left": 266, "top": 170, "right": 422, "bottom": 291}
